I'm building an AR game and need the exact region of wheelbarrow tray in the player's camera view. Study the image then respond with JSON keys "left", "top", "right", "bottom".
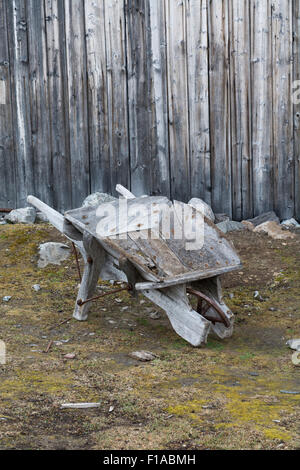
{"left": 64, "top": 196, "right": 241, "bottom": 290}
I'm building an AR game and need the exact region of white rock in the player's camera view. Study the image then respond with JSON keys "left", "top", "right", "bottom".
{"left": 286, "top": 339, "right": 300, "bottom": 351}
{"left": 2, "top": 296, "right": 11, "bottom": 302}
{"left": 281, "top": 218, "right": 300, "bottom": 228}
{"left": 6, "top": 207, "right": 36, "bottom": 225}
{"left": 188, "top": 198, "right": 215, "bottom": 222}
{"left": 129, "top": 351, "right": 158, "bottom": 362}
{"left": 82, "top": 192, "right": 116, "bottom": 208}
{"left": 32, "top": 284, "right": 41, "bottom": 292}
{"left": 38, "top": 242, "right": 71, "bottom": 268}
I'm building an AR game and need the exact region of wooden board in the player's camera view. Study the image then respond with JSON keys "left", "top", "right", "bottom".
{"left": 208, "top": 0, "right": 232, "bottom": 217}
{"left": 0, "top": 0, "right": 15, "bottom": 209}
{"left": 45, "top": 0, "right": 72, "bottom": 212}
{"left": 64, "top": 0, "right": 90, "bottom": 207}
{"left": 187, "top": 0, "right": 211, "bottom": 205}
{"left": 251, "top": 0, "right": 273, "bottom": 216}
{"left": 295, "top": 0, "right": 300, "bottom": 221}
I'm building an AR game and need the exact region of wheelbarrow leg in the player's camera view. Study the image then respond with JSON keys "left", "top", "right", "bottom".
{"left": 73, "top": 232, "right": 106, "bottom": 321}
{"left": 142, "top": 284, "right": 211, "bottom": 347}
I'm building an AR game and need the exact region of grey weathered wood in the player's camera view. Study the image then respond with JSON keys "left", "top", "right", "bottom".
{"left": 6, "top": 0, "right": 34, "bottom": 207}
{"left": 104, "top": 0, "right": 130, "bottom": 193}
{"left": 0, "top": 0, "right": 15, "bottom": 209}
{"left": 294, "top": 0, "right": 300, "bottom": 221}
{"left": 251, "top": 0, "right": 273, "bottom": 216}
{"left": 64, "top": 0, "right": 90, "bottom": 207}
{"left": 45, "top": 0, "right": 72, "bottom": 212}
{"left": 229, "top": 0, "right": 253, "bottom": 220}
{"left": 208, "top": 0, "right": 232, "bottom": 217}
{"left": 143, "top": 284, "right": 211, "bottom": 347}
{"left": 272, "top": 0, "right": 294, "bottom": 219}
{"left": 148, "top": 0, "right": 170, "bottom": 198}
{"left": 74, "top": 232, "right": 106, "bottom": 321}
{"left": 26, "top": 0, "right": 53, "bottom": 206}
{"left": 166, "top": 0, "right": 190, "bottom": 202}
{"left": 126, "top": 0, "right": 151, "bottom": 196}
{"left": 84, "top": 0, "right": 111, "bottom": 195}
{"left": 187, "top": 0, "right": 211, "bottom": 205}
{"left": 1, "top": 1, "right": 300, "bottom": 221}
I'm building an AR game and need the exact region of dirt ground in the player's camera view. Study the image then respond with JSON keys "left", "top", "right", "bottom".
{"left": 0, "top": 222, "right": 299, "bottom": 450}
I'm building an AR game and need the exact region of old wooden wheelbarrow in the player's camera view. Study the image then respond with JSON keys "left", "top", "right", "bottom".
{"left": 28, "top": 186, "right": 241, "bottom": 347}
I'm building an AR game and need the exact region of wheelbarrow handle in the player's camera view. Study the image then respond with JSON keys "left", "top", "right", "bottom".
{"left": 27, "top": 195, "right": 64, "bottom": 233}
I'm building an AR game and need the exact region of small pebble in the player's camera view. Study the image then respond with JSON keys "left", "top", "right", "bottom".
{"left": 2, "top": 296, "right": 11, "bottom": 303}
{"left": 149, "top": 311, "right": 161, "bottom": 320}
{"left": 64, "top": 353, "right": 76, "bottom": 360}
{"left": 32, "top": 284, "right": 41, "bottom": 292}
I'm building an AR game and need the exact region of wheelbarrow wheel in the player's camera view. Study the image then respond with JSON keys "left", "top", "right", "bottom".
{"left": 186, "top": 288, "right": 231, "bottom": 328}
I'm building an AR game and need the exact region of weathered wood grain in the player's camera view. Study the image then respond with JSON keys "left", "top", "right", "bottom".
{"left": 26, "top": 0, "right": 53, "bottom": 206}
{"left": 6, "top": 0, "right": 34, "bottom": 207}
{"left": 251, "top": 0, "right": 273, "bottom": 216}
{"left": 125, "top": 0, "right": 151, "bottom": 196}
{"left": 45, "top": 0, "right": 72, "bottom": 212}
{"left": 147, "top": 0, "right": 170, "bottom": 198}
{"left": 1, "top": 0, "right": 300, "bottom": 220}
{"left": 165, "top": 0, "right": 190, "bottom": 202}
{"left": 208, "top": 0, "right": 232, "bottom": 217}
{"left": 293, "top": 0, "right": 300, "bottom": 220}
{"left": 104, "top": 0, "right": 130, "bottom": 193}
{"left": 187, "top": 0, "right": 211, "bottom": 205}
{"left": 64, "top": 0, "right": 90, "bottom": 208}
{"left": 229, "top": 0, "right": 253, "bottom": 220}
{"left": 0, "top": 0, "right": 15, "bottom": 208}
{"left": 272, "top": 0, "right": 294, "bottom": 219}
{"left": 84, "top": 0, "right": 111, "bottom": 195}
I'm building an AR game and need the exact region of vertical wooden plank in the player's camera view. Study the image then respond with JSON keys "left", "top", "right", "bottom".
{"left": 251, "top": 0, "right": 273, "bottom": 216}
{"left": 294, "top": 0, "right": 300, "bottom": 220}
{"left": 64, "top": 0, "right": 90, "bottom": 208}
{"left": 0, "top": 0, "right": 16, "bottom": 208}
{"left": 187, "top": 0, "right": 211, "bottom": 205}
{"left": 104, "top": 0, "right": 130, "bottom": 193}
{"left": 272, "top": 0, "right": 294, "bottom": 219}
{"left": 26, "top": 0, "right": 53, "bottom": 206}
{"left": 208, "top": 0, "right": 232, "bottom": 217}
{"left": 84, "top": 0, "right": 111, "bottom": 195}
{"left": 165, "top": 0, "right": 190, "bottom": 202}
{"left": 229, "top": 0, "right": 253, "bottom": 220}
{"left": 125, "top": 0, "right": 151, "bottom": 196}
{"left": 6, "top": 0, "right": 34, "bottom": 207}
{"left": 148, "top": 0, "right": 170, "bottom": 197}
{"left": 45, "top": 0, "right": 72, "bottom": 212}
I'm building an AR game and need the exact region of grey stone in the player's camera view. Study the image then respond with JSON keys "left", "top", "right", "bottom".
{"left": 129, "top": 351, "right": 158, "bottom": 362}
{"left": 5, "top": 207, "right": 36, "bottom": 225}
{"left": 216, "top": 220, "right": 246, "bottom": 234}
{"left": 82, "top": 192, "right": 116, "bottom": 208}
{"left": 246, "top": 211, "right": 280, "bottom": 227}
{"left": 36, "top": 211, "right": 49, "bottom": 223}
{"left": 38, "top": 242, "right": 71, "bottom": 268}
{"left": 188, "top": 198, "right": 215, "bottom": 222}
{"left": 286, "top": 339, "right": 300, "bottom": 351}
{"left": 215, "top": 213, "right": 230, "bottom": 224}
{"left": 281, "top": 218, "right": 300, "bottom": 228}
{"left": 149, "top": 311, "right": 161, "bottom": 320}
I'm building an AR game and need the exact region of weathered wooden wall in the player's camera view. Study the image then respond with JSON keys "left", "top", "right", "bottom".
{"left": 0, "top": 0, "right": 299, "bottom": 220}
